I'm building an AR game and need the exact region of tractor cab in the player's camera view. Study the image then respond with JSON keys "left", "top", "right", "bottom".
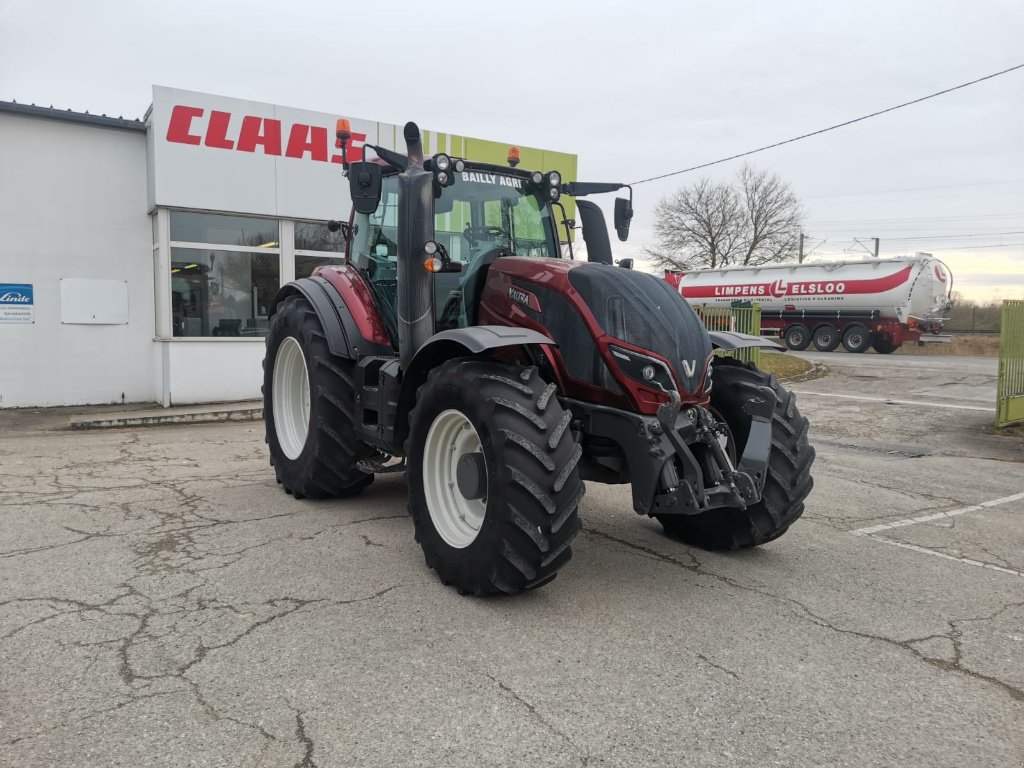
{"left": 347, "top": 163, "right": 563, "bottom": 335}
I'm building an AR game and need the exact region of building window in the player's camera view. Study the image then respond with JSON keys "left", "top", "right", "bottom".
{"left": 169, "top": 212, "right": 280, "bottom": 337}
{"left": 294, "top": 220, "right": 345, "bottom": 279}
{"left": 171, "top": 211, "right": 279, "bottom": 248}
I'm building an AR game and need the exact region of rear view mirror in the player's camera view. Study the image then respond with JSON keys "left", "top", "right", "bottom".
{"left": 614, "top": 197, "right": 633, "bottom": 241}
{"left": 348, "top": 162, "right": 383, "bottom": 214}
{"left": 617, "top": 258, "right": 634, "bottom": 270}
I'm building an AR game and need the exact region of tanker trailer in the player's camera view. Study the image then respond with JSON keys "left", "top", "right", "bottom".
{"left": 665, "top": 254, "right": 952, "bottom": 353}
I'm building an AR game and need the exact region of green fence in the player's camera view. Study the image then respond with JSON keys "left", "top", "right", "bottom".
{"left": 694, "top": 303, "right": 763, "bottom": 368}
{"left": 997, "top": 300, "right": 1024, "bottom": 427}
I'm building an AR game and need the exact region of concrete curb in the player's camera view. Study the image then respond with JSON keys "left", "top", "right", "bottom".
{"left": 70, "top": 402, "right": 262, "bottom": 430}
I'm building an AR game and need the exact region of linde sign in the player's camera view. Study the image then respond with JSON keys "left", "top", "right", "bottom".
{"left": 0, "top": 283, "right": 34, "bottom": 324}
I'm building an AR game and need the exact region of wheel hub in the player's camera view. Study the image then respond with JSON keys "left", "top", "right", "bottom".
{"left": 422, "top": 409, "right": 488, "bottom": 549}
{"left": 456, "top": 452, "right": 487, "bottom": 500}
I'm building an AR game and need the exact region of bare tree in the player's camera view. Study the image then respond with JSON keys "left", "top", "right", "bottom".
{"left": 737, "top": 165, "right": 802, "bottom": 266}
{"left": 646, "top": 164, "right": 803, "bottom": 271}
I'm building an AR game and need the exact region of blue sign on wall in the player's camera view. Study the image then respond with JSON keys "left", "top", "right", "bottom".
{"left": 0, "top": 283, "right": 34, "bottom": 324}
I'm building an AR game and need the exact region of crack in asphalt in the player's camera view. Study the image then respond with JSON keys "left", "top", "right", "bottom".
{"left": 695, "top": 652, "right": 740, "bottom": 680}
{"left": 584, "top": 526, "right": 1024, "bottom": 703}
{"left": 484, "top": 673, "right": 591, "bottom": 766}
{"left": 291, "top": 709, "right": 318, "bottom": 768}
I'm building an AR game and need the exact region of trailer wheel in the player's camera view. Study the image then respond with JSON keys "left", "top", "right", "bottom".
{"left": 841, "top": 323, "right": 871, "bottom": 353}
{"left": 872, "top": 338, "right": 899, "bottom": 354}
{"left": 408, "top": 360, "right": 584, "bottom": 595}
{"left": 263, "top": 293, "right": 375, "bottom": 499}
{"left": 812, "top": 324, "right": 841, "bottom": 352}
{"left": 784, "top": 324, "right": 811, "bottom": 351}
{"left": 657, "top": 357, "right": 814, "bottom": 549}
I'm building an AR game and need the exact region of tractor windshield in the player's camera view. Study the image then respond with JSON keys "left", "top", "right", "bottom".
{"left": 350, "top": 169, "right": 561, "bottom": 333}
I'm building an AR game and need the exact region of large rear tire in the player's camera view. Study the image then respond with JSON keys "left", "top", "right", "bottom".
{"left": 872, "top": 338, "right": 899, "bottom": 354}
{"left": 783, "top": 323, "right": 811, "bottom": 351}
{"left": 263, "top": 294, "right": 375, "bottom": 499}
{"left": 408, "top": 360, "right": 584, "bottom": 595}
{"left": 812, "top": 324, "right": 840, "bottom": 352}
{"left": 841, "top": 323, "right": 871, "bottom": 353}
{"left": 656, "top": 357, "right": 815, "bottom": 549}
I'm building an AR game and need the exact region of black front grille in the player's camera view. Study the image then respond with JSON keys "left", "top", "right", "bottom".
{"left": 521, "top": 280, "right": 621, "bottom": 392}
{"left": 567, "top": 265, "right": 712, "bottom": 392}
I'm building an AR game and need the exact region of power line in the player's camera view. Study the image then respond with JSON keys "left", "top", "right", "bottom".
{"left": 817, "top": 230, "right": 1024, "bottom": 242}
{"left": 806, "top": 212, "right": 1024, "bottom": 225}
{"left": 630, "top": 63, "right": 1024, "bottom": 186}
{"left": 886, "top": 242, "right": 1024, "bottom": 251}
{"left": 802, "top": 179, "right": 1024, "bottom": 200}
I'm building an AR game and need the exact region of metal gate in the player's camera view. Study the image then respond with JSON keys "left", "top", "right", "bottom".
{"left": 997, "top": 299, "right": 1024, "bottom": 427}
{"left": 694, "top": 303, "right": 763, "bottom": 367}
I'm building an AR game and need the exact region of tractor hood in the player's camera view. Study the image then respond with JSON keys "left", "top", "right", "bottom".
{"left": 479, "top": 258, "right": 713, "bottom": 411}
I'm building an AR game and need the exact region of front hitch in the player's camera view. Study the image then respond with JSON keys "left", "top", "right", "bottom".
{"left": 563, "top": 389, "right": 777, "bottom": 519}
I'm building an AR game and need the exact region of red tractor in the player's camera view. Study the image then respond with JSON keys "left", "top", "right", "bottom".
{"left": 264, "top": 121, "right": 815, "bottom": 595}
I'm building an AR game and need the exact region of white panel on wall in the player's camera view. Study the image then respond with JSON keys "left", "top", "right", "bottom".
{"left": 60, "top": 278, "right": 129, "bottom": 324}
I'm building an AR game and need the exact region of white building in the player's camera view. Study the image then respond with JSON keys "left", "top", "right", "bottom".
{"left": 0, "top": 87, "right": 575, "bottom": 408}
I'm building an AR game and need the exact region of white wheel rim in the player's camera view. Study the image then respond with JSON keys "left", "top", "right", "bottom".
{"left": 272, "top": 336, "right": 311, "bottom": 460}
{"left": 423, "top": 409, "right": 487, "bottom": 549}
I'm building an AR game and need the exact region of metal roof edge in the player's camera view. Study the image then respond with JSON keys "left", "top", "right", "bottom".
{"left": 0, "top": 101, "right": 146, "bottom": 132}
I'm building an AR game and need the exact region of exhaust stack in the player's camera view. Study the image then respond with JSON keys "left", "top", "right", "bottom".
{"left": 395, "top": 122, "right": 435, "bottom": 369}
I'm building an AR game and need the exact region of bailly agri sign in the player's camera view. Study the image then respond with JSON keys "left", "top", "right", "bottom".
{"left": 0, "top": 283, "right": 34, "bottom": 324}
{"left": 146, "top": 86, "right": 577, "bottom": 226}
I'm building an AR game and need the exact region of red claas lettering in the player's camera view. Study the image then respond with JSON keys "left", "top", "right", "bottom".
{"left": 165, "top": 104, "right": 365, "bottom": 164}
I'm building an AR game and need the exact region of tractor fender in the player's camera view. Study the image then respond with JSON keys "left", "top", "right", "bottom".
{"left": 269, "top": 276, "right": 392, "bottom": 360}
{"left": 395, "top": 326, "right": 556, "bottom": 447}
{"left": 708, "top": 330, "right": 783, "bottom": 351}
{"left": 418, "top": 326, "right": 555, "bottom": 355}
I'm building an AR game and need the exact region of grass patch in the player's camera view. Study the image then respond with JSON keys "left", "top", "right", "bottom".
{"left": 759, "top": 352, "right": 818, "bottom": 381}
{"left": 895, "top": 335, "right": 1000, "bottom": 357}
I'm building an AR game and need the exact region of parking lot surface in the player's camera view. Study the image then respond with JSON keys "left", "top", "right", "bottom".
{"left": 2, "top": 353, "right": 1022, "bottom": 767}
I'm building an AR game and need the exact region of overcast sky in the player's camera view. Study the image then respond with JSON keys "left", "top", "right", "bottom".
{"left": 2, "top": 0, "right": 1022, "bottom": 302}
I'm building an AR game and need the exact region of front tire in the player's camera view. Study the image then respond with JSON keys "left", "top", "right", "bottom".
{"left": 657, "top": 357, "right": 815, "bottom": 549}
{"left": 263, "top": 294, "right": 375, "bottom": 499}
{"left": 408, "top": 360, "right": 584, "bottom": 595}
{"left": 872, "top": 338, "right": 899, "bottom": 354}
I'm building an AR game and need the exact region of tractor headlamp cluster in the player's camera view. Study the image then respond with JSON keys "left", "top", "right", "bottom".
{"left": 546, "top": 171, "right": 561, "bottom": 202}
{"left": 430, "top": 153, "right": 464, "bottom": 188}
{"left": 609, "top": 345, "right": 677, "bottom": 393}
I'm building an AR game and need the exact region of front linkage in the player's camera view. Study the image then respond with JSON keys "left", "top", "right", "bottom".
{"left": 565, "top": 385, "right": 775, "bottom": 520}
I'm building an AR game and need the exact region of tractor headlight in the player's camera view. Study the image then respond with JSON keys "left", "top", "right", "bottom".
{"left": 454, "top": 159, "right": 465, "bottom": 173}
{"left": 609, "top": 345, "right": 677, "bottom": 393}
{"left": 424, "top": 240, "right": 439, "bottom": 256}
{"left": 548, "top": 186, "right": 560, "bottom": 201}
{"left": 437, "top": 171, "right": 449, "bottom": 186}
{"left": 548, "top": 171, "right": 561, "bottom": 187}
{"left": 531, "top": 171, "right": 544, "bottom": 185}
{"left": 434, "top": 153, "right": 451, "bottom": 171}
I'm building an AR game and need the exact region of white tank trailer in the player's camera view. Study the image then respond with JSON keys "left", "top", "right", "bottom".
{"left": 665, "top": 254, "right": 953, "bottom": 353}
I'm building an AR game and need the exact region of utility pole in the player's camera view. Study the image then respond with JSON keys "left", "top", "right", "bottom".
{"left": 873, "top": 237, "right": 880, "bottom": 258}
{"left": 798, "top": 233, "right": 805, "bottom": 263}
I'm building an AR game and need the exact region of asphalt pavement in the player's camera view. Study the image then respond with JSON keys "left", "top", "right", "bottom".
{"left": 1, "top": 352, "right": 1021, "bottom": 767}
